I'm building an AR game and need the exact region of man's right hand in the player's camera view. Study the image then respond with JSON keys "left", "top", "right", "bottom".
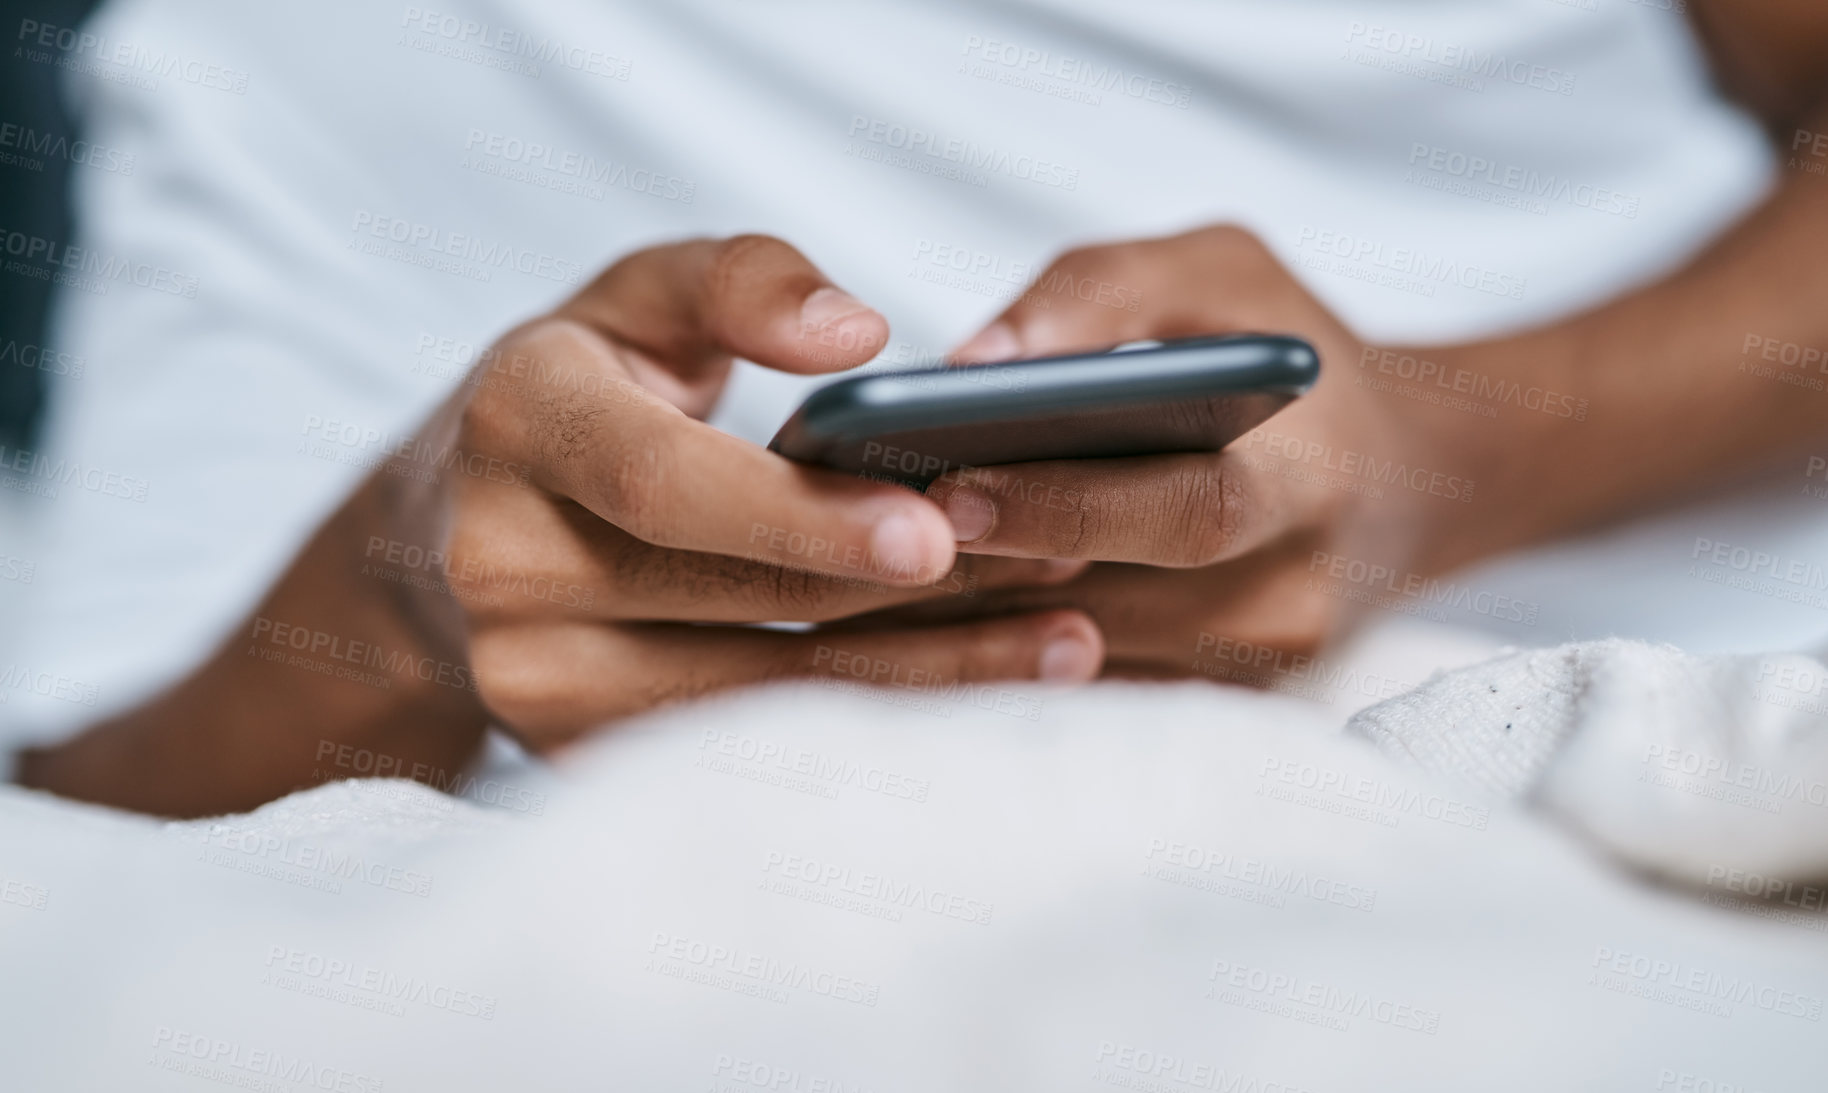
{"left": 398, "top": 235, "right": 1103, "bottom": 749}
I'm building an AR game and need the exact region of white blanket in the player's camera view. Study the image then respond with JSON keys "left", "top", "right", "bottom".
{"left": 1352, "top": 639, "right": 1828, "bottom": 890}
{"left": 4, "top": 634, "right": 1826, "bottom": 1090}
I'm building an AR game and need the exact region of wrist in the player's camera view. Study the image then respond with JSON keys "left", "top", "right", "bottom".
{"left": 1357, "top": 325, "right": 1591, "bottom": 574}
{"left": 17, "top": 462, "right": 489, "bottom": 817}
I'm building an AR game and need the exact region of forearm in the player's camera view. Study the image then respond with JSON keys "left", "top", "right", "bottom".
{"left": 1401, "top": 123, "right": 1828, "bottom": 572}
{"left": 16, "top": 455, "right": 490, "bottom": 818}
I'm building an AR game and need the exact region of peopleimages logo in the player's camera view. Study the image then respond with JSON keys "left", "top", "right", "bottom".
{"left": 1307, "top": 550, "right": 1539, "bottom": 624}
{"left": 1257, "top": 755, "right": 1491, "bottom": 830}
{"left": 0, "top": 226, "right": 199, "bottom": 298}
{"left": 16, "top": 18, "right": 251, "bottom": 93}
{"left": 760, "top": 850, "right": 995, "bottom": 925}
{"left": 1191, "top": 632, "right": 1414, "bottom": 702}
{"left": 1706, "top": 865, "right": 1828, "bottom": 911}
{"left": 1358, "top": 347, "right": 1587, "bottom": 420}
{"left": 462, "top": 129, "right": 695, "bottom": 204}
{"left": 0, "top": 339, "right": 85, "bottom": 378}
{"left": 958, "top": 34, "right": 1192, "bottom": 108}
{"left": 1294, "top": 224, "right": 1527, "bottom": 300}
{"left": 398, "top": 7, "right": 632, "bottom": 80}
{"left": 711, "top": 1055, "right": 874, "bottom": 1093}
{"left": 1691, "top": 537, "right": 1828, "bottom": 589}
{"left": 348, "top": 210, "right": 583, "bottom": 285}
{"left": 1407, "top": 143, "right": 1638, "bottom": 218}
{"left": 315, "top": 739, "right": 549, "bottom": 815}
{"left": 197, "top": 825, "right": 435, "bottom": 897}
{"left": 847, "top": 116, "right": 1079, "bottom": 190}
{"left": 0, "top": 664, "right": 99, "bottom": 707}
{"left": 1242, "top": 428, "right": 1475, "bottom": 502}
{"left": 1344, "top": 22, "right": 1579, "bottom": 96}
{"left": 1208, "top": 958, "right": 1443, "bottom": 1034}
{"left": 0, "top": 442, "right": 150, "bottom": 502}
{"left": 0, "top": 120, "right": 134, "bottom": 175}
{"left": 1093, "top": 1041, "right": 1314, "bottom": 1093}
{"left": 1641, "top": 741, "right": 1828, "bottom": 810}
{"left": 646, "top": 932, "right": 881, "bottom": 1007}
{"left": 1143, "top": 839, "right": 1378, "bottom": 911}
{"left": 250, "top": 616, "right": 481, "bottom": 695}
{"left": 148, "top": 1027, "right": 382, "bottom": 1090}
{"left": 264, "top": 945, "right": 498, "bottom": 1018}
{"left": 696, "top": 729, "right": 931, "bottom": 803}
{"left": 1590, "top": 946, "right": 1824, "bottom": 1021}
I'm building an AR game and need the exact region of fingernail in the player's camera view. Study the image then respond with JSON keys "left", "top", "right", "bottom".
{"left": 952, "top": 322, "right": 1021, "bottom": 364}
{"left": 1038, "top": 558, "right": 1091, "bottom": 583}
{"left": 870, "top": 510, "right": 949, "bottom": 579}
{"left": 800, "top": 286, "right": 873, "bottom": 333}
{"left": 1039, "top": 630, "right": 1100, "bottom": 683}
{"left": 940, "top": 483, "right": 995, "bottom": 543}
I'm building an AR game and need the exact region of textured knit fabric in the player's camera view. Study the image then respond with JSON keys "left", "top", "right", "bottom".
{"left": 1348, "top": 639, "right": 1828, "bottom": 886}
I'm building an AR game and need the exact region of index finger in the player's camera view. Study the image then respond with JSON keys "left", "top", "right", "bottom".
{"left": 951, "top": 226, "right": 1297, "bottom": 364}
{"left": 560, "top": 233, "right": 890, "bottom": 380}
{"left": 923, "top": 450, "right": 1286, "bottom": 567}
{"left": 468, "top": 320, "right": 962, "bottom": 587}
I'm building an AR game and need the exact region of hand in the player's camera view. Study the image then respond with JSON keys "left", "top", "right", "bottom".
{"left": 384, "top": 236, "right": 1102, "bottom": 749}
{"left": 849, "top": 226, "right": 1478, "bottom": 688}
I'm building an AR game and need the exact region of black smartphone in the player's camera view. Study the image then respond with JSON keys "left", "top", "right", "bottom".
{"left": 768, "top": 334, "right": 1319, "bottom": 487}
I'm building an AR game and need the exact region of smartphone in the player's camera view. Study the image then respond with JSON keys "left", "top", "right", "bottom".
{"left": 768, "top": 334, "right": 1319, "bottom": 487}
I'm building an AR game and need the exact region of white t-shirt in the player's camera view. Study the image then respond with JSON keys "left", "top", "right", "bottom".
{"left": 0, "top": 0, "right": 1805, "bottom": 748}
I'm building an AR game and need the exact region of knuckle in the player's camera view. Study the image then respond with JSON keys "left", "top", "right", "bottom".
{"left": 1282, "top": 626, "right": 1327, "bottom": 664}
{"left": 959, "top": 617, "right": 1036, "bottom": 679}
{"left": 595, "top": 427, "right": 675, "bottom": 542}
{"left": 589, "top": 236, "right": 711, "bottom": 299}
{"left": 670, "top": 551, "right": 845, "bottom": 621}
{"left": 609, "top": 235, "right": 695, "bottom": 270}
{"left": 1283, "top": 581, "right": 1342, "bottom": 649}
{"left": 1194, "top": 223, "right": 1270, "bottom": 260}
{"left": 1180, "top": 224, "right": 1277, "bottom": 289}
{"left": 1050, "top": 243, "right": 1104, "bottom": 271}
{"left": 706, "top": 233, "right": 790, "bottom": 300}
{"left": 766, "top": 564, "right": 849, "bottom": 621}
{"left": 1051, "top": 495, "right": 1094, "bottom": 557}
{"left": 1161, "top": 463, "right": 1239, "bottom": 567}
{"left": 784, "top": 636, "right": 842, "bottom": 683}
{"left": 440, "top": 511, "right": 496, "bottom": 607}
{"left": 472, "top": 627, "right": 660, "bottom": 748}
{"left": 461, "top": 320, "right": 591, "bottom": 452}
{"left": 703, "top": 234, "right": 809, "bottom": 352}
{"left": 443, "top": 505, "right": 586, "bottom": 619}
{"left": 984, "top": 468, "right": 1094, "bottom": 557}
{"left": 504, "top": 318, "right": 595, "bottom": 383}
{"left": 456, "top": 368, "right": 513, "bottom": 455}
{"left": 535, "top": 389, "right": 613, "bottom": 475}
{"left": 1050, "top": 241, "right": 1137, "bottom": 285}
{"left": 916, "top": 637, "right": 975, "bottom": 683}
{"left": 951, "top": 553, "right": 1020, "bottom": 593}
{"left": 468, "top": 628, "right": 551, "bottom": 727}
{"left": 771, "top": 639, "right": 835, "bottom": 684}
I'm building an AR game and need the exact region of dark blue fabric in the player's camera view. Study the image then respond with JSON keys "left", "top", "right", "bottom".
{"left": 0, "top": 0, "right": 102, "bottom": 449}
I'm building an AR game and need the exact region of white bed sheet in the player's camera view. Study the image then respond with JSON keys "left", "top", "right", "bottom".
{"left": 3, "top": 651, "right": 1824, "bottom": 1090}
